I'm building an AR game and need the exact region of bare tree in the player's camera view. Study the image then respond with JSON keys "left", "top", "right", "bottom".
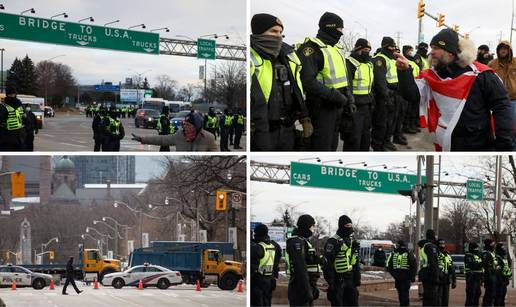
{"left": 153, "top": 75, "right": 178, "bottom": 100}
{"left": 208, "top": 61, "right": 245, "bottom": 108}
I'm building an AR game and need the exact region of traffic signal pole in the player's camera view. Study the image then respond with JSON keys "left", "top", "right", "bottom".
{"left": 425, "top": 155, "right": 434, "bottom": 232}
{"left": 415, "top": 155, "right": 423, "bottom": 249}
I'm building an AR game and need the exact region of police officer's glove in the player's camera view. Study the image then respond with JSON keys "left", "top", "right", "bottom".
{"left": 312, "top": 287, "right": 320, "bottom": 300}
{"left": 451, "top": 282, "right": 456, "bottom": 289}
{"left": 131, "top": 133, "right": 143, "bottom": 143}
{"left": 347, "top": 102, "right": 357, "bottom": 114}
{"left": 329, "top": 89, "right": 347, "bottom": 109}
{"left": 271, "top": 278, "right": 276, "bottom": 291}
{"left": 299, "top": 117, "right": 313, "bottom": 138}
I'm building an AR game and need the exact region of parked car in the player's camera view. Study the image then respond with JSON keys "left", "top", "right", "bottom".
{"left": 22, "top": 103, "right": 44, "bottom": 129}
{"left": 135, "top": 109, "right": 160, "bottom": 129}
{"left": 43, "top": 106, "right": 55, "bottom": 117}
{"left": 102, "top": 264, "right": 182, "bottom": 289}
{"left": 0, "top": 265, "right": 53, "bottom": 289}
{"left": 451, "top": 254, "right": 465, "bottom": 276}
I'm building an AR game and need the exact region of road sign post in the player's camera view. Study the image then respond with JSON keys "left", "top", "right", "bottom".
{"left": 0, "top": 12, "right": 159, "bottom": 54}
{"left": 290, "top": 162, "right": 423, "bottom": 194}
{"left": 197, "top": 38, "right": 216, "bottom": 60}
{"left": 466, "top": 180, "right": 484, "bottom": 201}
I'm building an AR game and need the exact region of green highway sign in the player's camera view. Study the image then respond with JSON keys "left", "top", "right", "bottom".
{"left": 466, "top": 180, "right": 484, "bottom": 201}
{"left": 0, "top": 12, "right": 159, "bottom": 54}
{"left": 290, "top": 162, "right": 423, "bottom": 195}
{"left": 197, "top": 38, "right": 216, "bottom": 60}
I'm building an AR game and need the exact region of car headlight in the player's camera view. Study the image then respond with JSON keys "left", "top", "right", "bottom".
{"left": 148, "top": 117, "right": 152, "bottom": 121}
{"left": 37, "top": 115, "right": 42, "bottom": 119}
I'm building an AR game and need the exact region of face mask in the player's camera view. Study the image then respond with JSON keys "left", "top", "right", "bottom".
{"left": 358, "top": 52, "right": 371, "bottom": 62}
{"left": 419, "top": 48, "right": 428, "bottom": 57}
{"left": 342, "top": 226, "right": 354, "bottom": 237}
{"left": 309, "top": 225, "right": 316, "bottom": 234}
{"left": 408, "top": 51, "right": 414, "bottom": 57}
{"left": 183, "top": 122, "right": 197, "bottom": 142}
{"left": 251, "top": 34, "right": 283, "bottom": 58}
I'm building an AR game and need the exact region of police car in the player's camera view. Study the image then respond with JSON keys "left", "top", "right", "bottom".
{"left": 102, "top": 264, "right": 182, "bottom": 289}
{"left": 0, "top": 265, "right": 53, "bottom": 289}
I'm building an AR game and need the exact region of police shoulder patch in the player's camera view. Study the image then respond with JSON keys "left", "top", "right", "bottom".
{"left": 376, "top": 60, "right": 383, "bottom": 66}
{"left": 295, "top": 242, "right": 302, "bottom": 250}
{"left": 325, "top": 243, "right": 334, "bottom": 252}
{"left": 303, "top": 47, "right": 314, "bottom": 56}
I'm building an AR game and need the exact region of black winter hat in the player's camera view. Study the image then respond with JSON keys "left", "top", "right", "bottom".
{"left": 478, "top": 44, "right": 489, "bottom": 52}
{"left": 426, "top": 229, "right": 436, "bottom": 241}
{"left": 397, "top": 240, "right": 406, "bottom": 247}
{"left": 318, "top": 12, "right": 343, "bottom": 30}
{"left": 484, "top": 238, "right": 494, "bottom": 248}
{"left": 430, "top": 29, "right": 459, "bottom": 55}
{"left": 469, "top": 242, "right": 479, "bottom": 251}
{"left": 496, "top": 243, "right": 506, "bottom": 255}
{"left": 338, "top": 215, "right": 352, "bottom": 229}
{"left": 297, "top": 214, "right": 315, "bottom": 229}
{"left": 402, "top": 45, "right": 414, "bottom": 55}
{"left": 5, "top": 86, "right": 16, "bottom": 95}
{"left": 354, "top": 38, "right": 371, "bottom": 51}
{"left": 185, "top": 111, "right": 204, "bottom": 131}
{"left": 254, "top": 223, "right": 268, "bottom": 238}
{"left": 251, "top": 13, "right": 284, "bottom": 35}
{"left": 381, "top": 36, "right": 396, "bottom": 48}
{"left": 418, "top": 42, "right": 429, "bottom": 49}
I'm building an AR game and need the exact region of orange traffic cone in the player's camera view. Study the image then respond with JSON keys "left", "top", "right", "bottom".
{"left": 237, "top": 280, "right": 244, "bottom": 293}
{"left": 138, "top": 279, "right": 144, "bottom": 290}
{"left": 11, "top": 280, "right": 16, "bottom": 290}
{"left": 195, "top": 279, "right": 201, "bottom": 292}
{"left": 49, "top": 279, "right": 55, "bottom": 290}
{"left": 93, "top": 278, "right": 99, "bottom": 290}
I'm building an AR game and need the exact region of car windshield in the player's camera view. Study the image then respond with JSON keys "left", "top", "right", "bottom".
{"left": 145, "top": 110, "right": 159, "bottom": 116}
{"left": 174, "top": 111, "right": 191, "bottom": 119}
{"left": 24, "top": 104, "right": 42, "bottom": 112}
{"left": 13, "top": 266, "right": 30, "bottom": 273}
{"left": 451, "top": 255, "right": 464, "bottom": 262}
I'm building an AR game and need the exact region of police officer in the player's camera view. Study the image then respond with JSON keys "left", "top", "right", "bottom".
{"left": 157, "top": 106, "right": 175, "bottom": 152}
{"left": 494, "top": 243, "right": 512, "bottom": 306}
{"left": 62, "top": 256, "right": 82, "bottom": 295}
{"left": 204, "top": 107, "right": 219, "bottom": 140}
{"left": 401, "top": 45, "right": 421, "bottom": 135}
{"left": 220, "top": 109, "right": 233, "bottom": 151}
{"left": 386, "top": 240, "right": 417, "bottom": 306}
{"left": 233, "top": 109, "right": 245, "bottom": 149}
{"left": 285, "top": 214, "right": 320, "bottom": 306}
{"left": 341, "top": 38, "right": 375, "bottom": 151}
{"left": 103, "top": 105, "right": 125, "bottom": 151}
{"left": 436, "top": 239, "right": 456, "bottom": 306}
{"left": 251, "top": 224, "right": 282, "bottom": 307}
{"left": 482, "top": 238, "right": 498, "bottom": 306}
{"left": 0, "top": 86, "right": 25, "bottom": 151}
{"left": 297, "top": 12, "right": 354, "bottom": 151}
{"left": 250, "top": 13, "right": 312, "bottom": 151}
{"left": 92, "top": 105, "right": 108, "bottom": 151}
{"left": 465, "top": 242, "right": 483, "bottom": 306}
{"left": 414, "top": 42, "right": 430, "bottom": 71}
{"left": 372, "top": 37, "right": 399, "bottom": 151}
{"left": 323, "top": 215, "right": 360, "bottom": 306}
{"left": 22, "top": 104, "right": 38, "bottom": 151}
{"left": 373, "top": 247, "right": 387, "bottom": 267}
{"left": 417, "top": 229, "right": 439, "bottom": 306}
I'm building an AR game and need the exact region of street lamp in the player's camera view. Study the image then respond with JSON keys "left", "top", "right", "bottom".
{"left": 322, "top": 159, "right": 343, "bottom": 165}
{"left": 344, "top": 162, "right": 367, "bottom": 167}
{"left": 298, "top": 157, "right": 321, "bottom": 163}
{"left": 104, "top": 20, "right": 120, "bottom": 27}
{"left": 151, "top": 27, "right": 170, "bottom": 32}
{"left": 129, "top": 69, "right": 152, "bottom": 106}
{"left": 78, "top": 17, "right": 94, "bottom": 23}
{"left": 0, "top": 4, "right": 4, "bottom": 10}
{"left": 366, "top": 164, "right": 388, "bottom": 169}
{"left": 81, "top": 234, "right": 105, "bottom": 254}
{"left": 41, "top": 237, "right": 59, "bottom": 254}
{"left": 20, "top": 8, "right": 35, "bottom": 15}
{"left": 197, "top": 33, "right": 228, "bottom": 103}
{"left": 51, "top": 13, "right": 68, "bottom": 19}
{"left": 129, "top": 24, "right": 146, "bottom": 29}
{"left": 114, "top": 200, "right": 145, "bottom": 248}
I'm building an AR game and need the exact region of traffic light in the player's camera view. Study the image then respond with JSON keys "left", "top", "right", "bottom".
{"left": 437, "top": 14, "right": 445, "bottom": 27}
{"left": 417, "top": 0, "right": 425, "bottom": 18}
{"left": 216, "top": 191, "right": 227, "bottom": 211}
{"left": 453, "top": 25, "right": 460, "bottom": 32}
{"left": 49, "top": 251, "right": 55, "bottom": 260}
{"left": 11, "top": 172, "right": 25, "bottom": 198}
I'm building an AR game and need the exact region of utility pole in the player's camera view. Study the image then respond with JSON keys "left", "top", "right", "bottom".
{"left": 495, "top": 156, "right": 503, "bottom": 234}
{"left": 415, "top": 155, "right": 423, "bottom": 249}
{"left": 395, "top": 31, "right": 403, "bottom": 48}
{"left": 425, "top": 155, "right": 434, "bottom": 232}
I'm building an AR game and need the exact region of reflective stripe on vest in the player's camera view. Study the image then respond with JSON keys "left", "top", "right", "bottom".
{"left": 224, "top": 115, "right": 233, "bottom": 126}
{"left": 332, "top": 234, "right": 353, "bottom": 273}
{"left": 419, "top": 243, "right": 431, "bottom": 270}
{"left": 465, "top": 253, "right": 484, "bottom": 273}
{"left": 157, "top": 115, "right": 174, "bottom": 134}
{"left": 1, "top": 103, "right": 23, "bottom": 130}
{"left": 348, "top": 57, "right": 374, "bottom": 95}
{"left": 421, "top": 57, "right": 429, "bottom": 70}
{"left": 438, "top": 253, "right": 452, "bottom": 274}
{"left": 250, "top": 48, "right": 273, "bottom": 103}
{"left": 408, "top": 60, "right": 421, "bottom": 78}
{"left": 207, "top": 115, "right": 218, "bottom": 128}
{"left": 258, "top": 242, "right": 275, "bottom": 276}
{"left": 286, "top": 236, "right": 320, "bottom": 277}
{"left": 109, "top": 118, "right": 121, "bottom": 135}
{"left": 237, "top": 115, "right": 244, "bottom": 125}
{"left": 374, "top": 53, "right": 398, "bottom": 84}
{"left": 304, "top": 37, "right": 348, "bottom": 88}
{"left": 501, "top": 258, "right": 513, "bottom": 277}
{"left": 392, "top": 252, "right": 410, "bottom": 270}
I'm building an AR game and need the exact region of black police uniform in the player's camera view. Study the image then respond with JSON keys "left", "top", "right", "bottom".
{"left": 482, "top": 246, "right": 498, "bottom": 306}
{"left": 103, "top": 110, "right": 125, "bottom": 152}
{"left": 233, "top": 112, "right": 244, "bottom": 149}
{"left": 62, "top": 258, "right": 81, "bottom": 295}
{"left": 158, "top": 112, "right": 172, "bottom": 152}
{"left": 0, "top": 96, "right": 26, "bottom": 151}
{"left": 465, "top": 245, "right": 484, "bottom": 306}
{"left": 251, "top": 237, "right": 282, "bottom": 307}
{"left": 386, "top": 246, "right": 417, "bottom": 306}
{"left": 494, "top": 248, "right": 512, "bottom": 307}
{"left": 22, "top": 108, "right": 38, "bottom": 151}
{"left": 437, "top": 249, "right": 456, "bottom": 306}
{"left": 220, "top": 111, "right": 232, "bottom": 151}
{"left": 204, "top": 110, "right": 218, "bottom": 140}
{"left": 417, "top": 238, "right": 440, "bottom": 306}
{"left": 92, "top": 108, "right": 108, "bottom": 152}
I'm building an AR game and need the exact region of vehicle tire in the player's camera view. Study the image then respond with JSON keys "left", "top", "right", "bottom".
{"left": 218, "top": 272, "right": 238, "bottom": 290}
{"left": 99, "top": 268, "right": 117, "bottom": 283}
{"left": 32, "top": 278, "right": 45, "bottom": 290}
{"left": 112, "top": 278, "right": 125, "bottom": 289}
{"left": 157, "top": 278, "right": 170, "bottom": 290}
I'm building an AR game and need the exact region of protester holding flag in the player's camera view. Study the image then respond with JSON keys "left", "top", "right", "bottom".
{"left": 395, "top": 28, "right": 514, "bottom": 151}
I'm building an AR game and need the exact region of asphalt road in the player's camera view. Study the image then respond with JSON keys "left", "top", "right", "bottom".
{"left": 32, "top": 112, "right": 246, "bottom": 152}
{"left": 0, "top": 284, "right": 246, "bottom": 307}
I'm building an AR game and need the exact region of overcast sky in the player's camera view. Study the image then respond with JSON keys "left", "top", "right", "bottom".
{"left": 251, "top": 0, "right": 512, "bottom": 53}
{"left": 0, "top": 0, "right": 245, "bottom": 87}
{"left": 251, "top": 155, "right": 499, "bottom": 233}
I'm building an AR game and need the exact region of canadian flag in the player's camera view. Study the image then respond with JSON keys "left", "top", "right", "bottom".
{"left": 416, "top": 61, "right": 493, "bottom": 151}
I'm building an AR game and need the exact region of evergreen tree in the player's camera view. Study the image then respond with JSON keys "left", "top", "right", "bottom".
{"left": 20, "top": 55, "right": 37, "bottom": 95}
{"left": 6, "top": 58, "right": 23, "bottom": 90}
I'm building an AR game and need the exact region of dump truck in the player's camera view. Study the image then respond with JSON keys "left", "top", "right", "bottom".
{"left": 22, "top": 245, "right": 121, "bottom": 282}
{"left": 129, "top": 241, "right": 243, "bottom": 290}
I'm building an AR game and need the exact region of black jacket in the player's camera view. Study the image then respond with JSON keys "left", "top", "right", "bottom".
{"left": 417, "top": 239, "right": 439, "bottom": 283}
{"left": 465, "top": 251, "right": 484, "bottom": 274}
{"left": 250, "top": 238, "right": 282, "bottom": 279}
{"left": 346, "top": 53, "right": 376, "bottom": 106}
{"left": 386, "top": 248, "right": 418, "bottom": 282}
{"left": 438, "top": 251, "right": 457, "bottom": 285}
{"left": 372, "top": 49, "right": 398, "bottom": 102}
{"left": 0, "top": 96, "right": 24, "bottom": 135}
{"left": 323, "top": 235, "right": 361, "bottom": 287}
{"left": 23, "top": 111, "right": 38, "bottom": 136}
{"left": 286, "top": 235, "right": 315, "bottom": 302}
{"left": 397, "top": 63, "right": 515, "bottom": 151}
{"left": 66, "top": 258, "right": 74, "bottom": 278}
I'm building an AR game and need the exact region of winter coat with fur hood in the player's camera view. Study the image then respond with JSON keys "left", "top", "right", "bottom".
{"left": 488, "top": 40, "right": 516, "bottom": 100}
{"left": 398, "top": 38, "right": 515, "bottom": 151}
